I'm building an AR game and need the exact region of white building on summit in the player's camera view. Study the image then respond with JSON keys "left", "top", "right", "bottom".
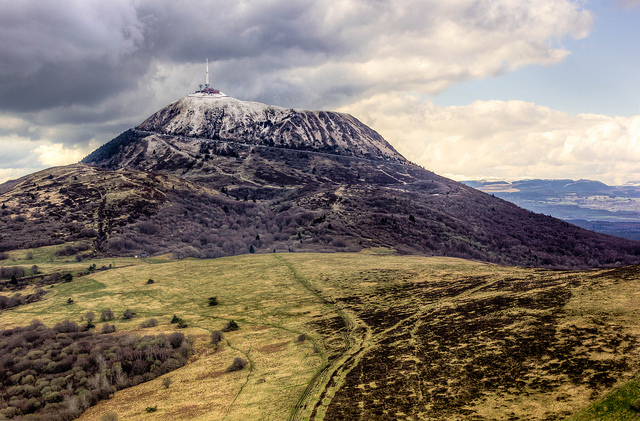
{"left": 190, "top": 59, "right": 227, "bottom": 98}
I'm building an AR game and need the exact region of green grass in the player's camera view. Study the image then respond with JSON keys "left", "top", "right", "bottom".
{"left": 569, "top": 375, "right": 640, "bottom": 420}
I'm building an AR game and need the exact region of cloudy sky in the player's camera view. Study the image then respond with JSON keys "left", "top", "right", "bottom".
{"left": 1, "top": 0, "right": 639, "bottom": 184}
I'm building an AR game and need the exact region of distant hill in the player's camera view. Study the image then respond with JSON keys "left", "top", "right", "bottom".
{"left": 463, "top": 179, "right": 640, "bottom": 240}
{"left": 2, "top": 94, "right": 640, "bottom": 268}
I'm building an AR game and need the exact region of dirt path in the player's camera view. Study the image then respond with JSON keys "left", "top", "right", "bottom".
{"left": 279, "top": 256, "right": 507, "bottom": 420}
{"left": 274, "top": 255, "right": 364, "bottom": 421}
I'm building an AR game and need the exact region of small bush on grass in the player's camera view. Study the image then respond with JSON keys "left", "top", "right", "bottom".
{"left": 101, "top": 324, "right": 116, "bottom": 334}
{"left": 208, "top": 296, "right": 218, "bottom": 306}
{"left": 162, "top": 377, "right": 172, "bottom": 389}
{"left": 222, "top": 320, "right": 239, "bottom": 332}
{"left": 100, "top": 309, "right": 114, "bottom": 321}
{"left": 226, "top": 357, "right": 248, "bottom": 372}
{"left": 140, "top": 318, "right": 158, "bottom": 328}
{"left": 211, "top": 330, "right": 224, "bottom": 348}
{"left": 170, "top": 315, "right": 187, "bottom": 328}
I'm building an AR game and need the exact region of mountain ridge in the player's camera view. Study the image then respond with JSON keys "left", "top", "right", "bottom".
{"left": 133, "top": 95, "right": 407, "bottom": 163}
{"left": 464, "top": 178, "right": 640, "bottom": 240}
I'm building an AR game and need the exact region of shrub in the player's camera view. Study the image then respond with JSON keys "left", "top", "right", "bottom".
{"left": 54, "top": 320, "right": 79, "bottom": 333}
{"left": 55, "top": 245, "right": 78, "bottom": 257}
{"left": 0, "top": 252, "right": 9, "bottom": 260}
{"left": 101, "top": 324, "right": 116, "bottom": 334}
{"left": 0, "top": 265, "right": 25, "bottom": 279}
{"left": 100, "top": 309, "right": 114, "bottom": 321}
{"left": 226, "top": 357, "right": 248, "bottom": 372}
{"left": 170, "top": 314, "right": 180, "bottom": 324}
{"left": 140, "top": 318, "right": 158, "bottom": 328}
{"left": 67, "top": 298, "right": 75, "bottom": 305}
{"left": 296, "top": 334, "right": 306, "bottom": 342}
{"left": 85, "top": 311, "right": 95, "bottom": 322}
{"left": 100, "top": 412, "right": 118, "bottom": 421}
{"left": 44, "top": 391, "right": 62, "bottom": 403}
{"left": 147, "top": 279, "right": 154, "bottom": 284}
{"left": 123, "top": 309, "right": 133, "bottom": 320}
{"left": 145, "top": 405, "right": 157, "bottom": 413}
{"left": 222, "top": 320, "right": 239, "bottom": 332}
{"left": 211, "top": 330, "right": 224, "bottom": 347}
{"left": 162, "top": 377, "right": 172, "bottom": 389}
{"left": 208, "top": 296, "right": 218, "bottom": 306}
{"left": 168, "top": 332, "right": 185, "bottom": 348}
{"left": 0, "top": 320, "right": 193, "bottom": 420}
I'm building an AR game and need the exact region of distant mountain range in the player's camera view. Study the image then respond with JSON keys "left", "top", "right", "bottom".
{"left": 2, "top": 93, "right": 640, "bottom": 268}
{"left": 462, "top": 179, "right": 640, "bottom": 240}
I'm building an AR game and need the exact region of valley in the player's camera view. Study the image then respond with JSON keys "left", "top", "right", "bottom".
{"left": 2, "top": 246, "right": 640, "bottom": 420}
{"left": 463, "top": 179, "right": 640, "bottom": 241}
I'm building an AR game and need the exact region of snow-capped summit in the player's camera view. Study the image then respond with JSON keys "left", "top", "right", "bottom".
{"left": 136, "top": 94, "right": 406, "bottom": 163}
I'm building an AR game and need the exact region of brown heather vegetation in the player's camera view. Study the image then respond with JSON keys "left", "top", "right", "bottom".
{"left": 0, "top": 320, "right": 191, "bottom": 420}
{"left": 2, "top": 158, "right": 640, "bottom": 270}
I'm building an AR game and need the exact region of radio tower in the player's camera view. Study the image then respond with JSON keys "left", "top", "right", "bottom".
{"left": 191, "top": 59, "right": 224, "bottom": 97}
{"left": 205, "top": 58, "right": 210, "bottom": 89}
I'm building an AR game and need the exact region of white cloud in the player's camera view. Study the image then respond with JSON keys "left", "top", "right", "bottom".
{"left": 339, "top": 94, "right": 640, "bottom": 185}
{"left": 33, "top": 143, "right": 90, "bottom": 167}
{"left": 206, "top": 0, "right": 594, "bottom": 106}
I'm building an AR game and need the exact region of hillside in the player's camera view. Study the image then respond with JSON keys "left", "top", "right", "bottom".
{"left": 2, "top": 249, "right": 640, "bottom": 420}
{"left": 0, "top": 94, "right": 634, "bottom": 268}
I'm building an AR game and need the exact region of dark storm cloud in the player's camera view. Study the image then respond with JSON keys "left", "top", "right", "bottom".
{"left": 0, "top": 0, "right": 593, "bottom": 116}
{"left": 0, "top": 0, "right": 150, "bottom": 112}
{"left": 0, "top": 59, "right": 149, "bottom": 112}
{"left": 135, "top": 0, "right": 345, "bottom": 61}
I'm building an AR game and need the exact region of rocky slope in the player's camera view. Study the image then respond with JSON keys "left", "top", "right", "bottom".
{"left": 2, "top": 94, "right": 640, "bottom": 268}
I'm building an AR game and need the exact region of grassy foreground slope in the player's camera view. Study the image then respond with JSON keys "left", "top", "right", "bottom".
{"left": 2, "top": 248, "right": 640, "bottom": 420}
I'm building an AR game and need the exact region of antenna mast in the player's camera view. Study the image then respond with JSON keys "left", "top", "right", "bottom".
{"left": 205, "top": 59, "right": 210, "bottom": 88}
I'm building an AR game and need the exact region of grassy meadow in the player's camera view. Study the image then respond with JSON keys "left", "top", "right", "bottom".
{"left": 2, "top": 246, "right": 640, "bottom": 420}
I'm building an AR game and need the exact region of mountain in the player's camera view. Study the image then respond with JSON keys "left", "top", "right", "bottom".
{"left": 463, "top": 179, "right": 640, "bottom": 240}
{"left": 135, "top": 95, "right": 406, "bottom": 163}
{"left": 2, "top": 94, "right": 640, "bottom": 268}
